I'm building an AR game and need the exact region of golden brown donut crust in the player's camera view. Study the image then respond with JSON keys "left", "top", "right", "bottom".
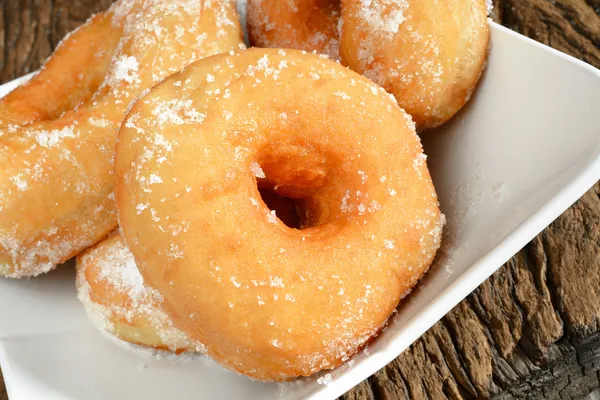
{"left": 0, "top": 12, "right": 122, "bottom": 129}
{"left": 116, "top": 48, "right": 444, "bottom": 380}
{"left": 340, "top": 0, "right": 490, "bottom": 131}
{"left": 247, "top": 0, "right": 341, "bottom": 60}
{"left": 0, "top": 0, "right": 243, "bottom": 278}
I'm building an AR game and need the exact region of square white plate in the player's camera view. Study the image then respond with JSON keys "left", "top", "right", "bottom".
{"left": 1, "top": 21, "right": 599, "bottom": 400}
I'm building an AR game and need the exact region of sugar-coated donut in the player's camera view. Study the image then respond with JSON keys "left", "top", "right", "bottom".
{"left": 246, "top": 0, "right": 489, "bottom": 131}
{"left": 116, "top": 48, "right": 444, "bottom": 380}
{"left": 0, "top": 11, "right": 122, "bottom": 129}
{"left": 247, "top": 0, "right": 341, "bottom": 60}
{"left": 340, "top": 0, "right": 489, "bottom": 131}
{"left": 76, "top": 231, "right": 203, "bottom": 353}
{"left": 0, "top": 0, "right": 243, "bottom": 278}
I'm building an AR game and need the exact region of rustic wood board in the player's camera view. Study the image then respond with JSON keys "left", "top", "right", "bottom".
{"left": 0, "top": 1, "right": 598, "bottom": 399}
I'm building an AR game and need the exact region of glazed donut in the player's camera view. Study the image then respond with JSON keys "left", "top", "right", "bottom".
{"left": 0, "top": 0, "right": 243, "bottom": 278}
{"left": 76, "top": 231, "right": 203, "bottom": 353}
{"left": 115, "top": 48, "right": 444, "bottom": 380}
{"left": 247, "top": 0, "right": 341, "bottom": 60}
{"left": 0, "top": 11, "right": 122, "bottom": 129}
{"left": 246, "top": 0, "right": 489, "bottom": 131}
{"left": 340, "top": 0, "right": 489, "bottom": 131}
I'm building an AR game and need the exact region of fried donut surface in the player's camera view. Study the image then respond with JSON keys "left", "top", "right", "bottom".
{"left": 76, "top": 231, "right": 203, "bottom": 353}
{"left": 116, "top": 48, "right": 444, "bottom": 380}
{"left": 340, "top": 0, "right": 489, "bottom": 131}
{"left": 0, "top": 12, "right": 122, "bottom": 129}
{"left": 247, "top": 0, "right": 341, "bottom": 60}
{"left": 0, "top": 0, "right": 243, "bottom": 278}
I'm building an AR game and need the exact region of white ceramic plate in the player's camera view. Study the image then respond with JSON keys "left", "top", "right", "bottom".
{"left": 1, "top": 20, "right": 599, "bottom": 400}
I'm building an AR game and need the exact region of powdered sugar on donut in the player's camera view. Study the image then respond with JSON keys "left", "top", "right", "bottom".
{"left": 357, "top": 0, "right": 408, "bottom": 37}
{"left": 76, "top": 233, "right": 204, "bottom": 353}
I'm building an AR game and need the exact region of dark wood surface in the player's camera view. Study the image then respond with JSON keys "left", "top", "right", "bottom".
{"left": 1, "top": 0, "right": 599, "bottom": 399}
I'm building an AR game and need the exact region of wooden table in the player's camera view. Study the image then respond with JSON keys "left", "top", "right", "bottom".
{"left": 1, "top": 1, "right": 599, "bottom": 399}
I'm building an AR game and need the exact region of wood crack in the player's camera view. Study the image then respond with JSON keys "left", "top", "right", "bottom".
{"left": 431, "top": 324, "right": 478, "bottom": 398}
{"left": 540, "top": 234, "right": 572, "bottom": 337}
{"left": 587, "top": 0, "right": 600, "bottom": 16}
{"left": 365, "top": 375, "right": 384, "bottom": 400}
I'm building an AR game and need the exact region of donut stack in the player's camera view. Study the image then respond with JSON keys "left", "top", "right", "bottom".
{"left": 1, "top": 0, "right": 490, "bottom": 381}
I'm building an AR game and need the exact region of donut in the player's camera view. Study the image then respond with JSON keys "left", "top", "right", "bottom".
{"left": 339, "top": 0, "right": 490, "bottom": 131}
{"left": 247, "top": 0, "right": 341, "bottom": 60}
{"left": 76, "top": 231, "right": 203, "bottom": 353}
{"left": 0, "top": 11, "right": 122, "bottom": 129}
{"left": 115, "top": 48, "right": 444, "bottom": 380}
{"left": 246, "top": 0, "right": 490, "bottom": 131}
{"left": 0, "top": 0, "right": 244, "bottom": 278}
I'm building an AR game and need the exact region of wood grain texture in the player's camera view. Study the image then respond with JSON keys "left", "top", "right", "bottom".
{"left": 0, "top": 1, "right": 599, "bottom": 399}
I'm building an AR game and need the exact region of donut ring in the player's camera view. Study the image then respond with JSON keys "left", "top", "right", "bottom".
{"left": 0, "top": 0, "right": 243, "bottom": 278}
{"left": 116, "top": 48, "right": 444, "bottom": 380}
{"left": 340, "top": 0, "right": 489, "bottom": 131}
{"left": 76, "top": 231, "right": 203, "bottom": 353}
{"left": 247, "top": 0, "right": 341, "bottom": 60}
{"left": 246, "top": 0, "right": 489, "bottom": 131}
{"left": 0, "top": 11, "right": 122, "bottom": 129}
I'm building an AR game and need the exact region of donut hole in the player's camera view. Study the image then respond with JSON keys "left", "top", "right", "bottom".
{"left": 254, "top": 140, "right": 335, "bottom": 230}
{"left": 258, "top": 187, "right": 303, "bottom": 229}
